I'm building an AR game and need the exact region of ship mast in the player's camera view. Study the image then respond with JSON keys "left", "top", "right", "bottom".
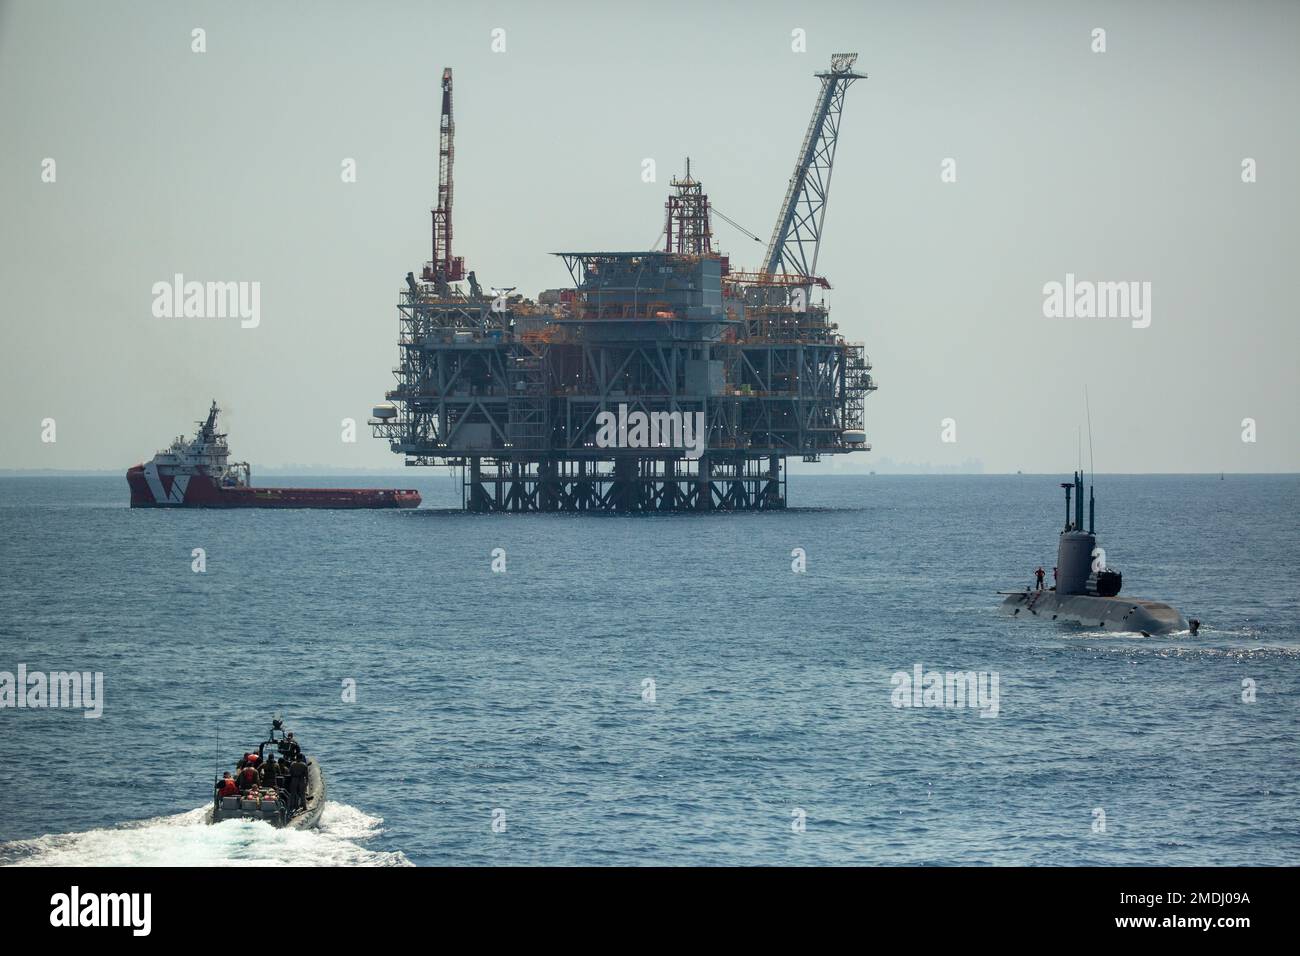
{"left": 198, "top": 400, "right": 222, "bottom": 442}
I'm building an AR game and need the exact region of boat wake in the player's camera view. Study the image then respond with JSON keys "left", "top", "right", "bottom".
{"left": 0, "top": 802, "right": 411, "bottom": 867}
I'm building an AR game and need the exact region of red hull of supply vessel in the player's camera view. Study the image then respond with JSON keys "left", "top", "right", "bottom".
{"left": 127, "top": 402, "right": 420, "bottom": 510}
{"left": 127, "top": 468, "right": 420, "bottom": 509}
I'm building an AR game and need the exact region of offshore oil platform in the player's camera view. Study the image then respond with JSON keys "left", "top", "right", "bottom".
{"left": 371, "top": 56, "right": 877, "bottom": 512}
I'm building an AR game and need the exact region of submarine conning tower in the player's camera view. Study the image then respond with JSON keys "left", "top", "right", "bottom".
{"left": 1056, "top": 470, "right": 1097, "bottom": 595}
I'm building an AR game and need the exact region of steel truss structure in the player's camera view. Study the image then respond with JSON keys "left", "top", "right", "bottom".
{"left": 373, "top": 55, "right": 875, "bottom": 512}
{"left": 376, "top": 273, "right": 875, "bottom": 512}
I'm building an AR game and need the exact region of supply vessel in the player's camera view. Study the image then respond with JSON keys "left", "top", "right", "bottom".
{"left": 127, "top": 401, "right": 421, "bottom": 509}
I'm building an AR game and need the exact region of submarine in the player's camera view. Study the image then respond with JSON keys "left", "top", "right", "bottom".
{"left": 999, "top": 472, "right": 1197, "bottom": 636}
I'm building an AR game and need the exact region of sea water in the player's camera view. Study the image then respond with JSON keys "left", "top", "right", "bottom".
{"left": 0, "top": 473, "right": 1296, "bottom": 865}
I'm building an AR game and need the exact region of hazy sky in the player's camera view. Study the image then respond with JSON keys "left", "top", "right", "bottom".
{"left": 2, "top": 0, "right": 1296, "bottom": 472}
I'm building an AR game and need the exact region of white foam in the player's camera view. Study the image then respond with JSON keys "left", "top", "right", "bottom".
{"left": 0, "top": 802, "right": 411, "bottom": 867}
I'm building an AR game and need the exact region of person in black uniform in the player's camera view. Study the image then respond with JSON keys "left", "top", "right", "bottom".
{"left": 289, "top": 755, "right": 309, "bottom": 812}
{"left": 261, "top": 756, "right": 281, "bottom": 790}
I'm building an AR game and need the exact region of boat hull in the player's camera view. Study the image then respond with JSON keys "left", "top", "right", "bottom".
{"left": 128, "top": 466, "right": 419, "bottom": 509}
{"left": 206, "top": 759, "right": 326, "bottom": 830}
{"left": 1000, "top": 590, "right": 1187, "bottom": 635}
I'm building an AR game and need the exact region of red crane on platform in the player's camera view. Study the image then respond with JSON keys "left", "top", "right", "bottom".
{"left": 422, "top": 67, "right": 465, "bottom": 288}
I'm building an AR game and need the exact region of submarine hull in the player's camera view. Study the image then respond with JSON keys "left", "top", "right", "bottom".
{"left": 1000, "top": 590, "right": 1187, "bottom": 635}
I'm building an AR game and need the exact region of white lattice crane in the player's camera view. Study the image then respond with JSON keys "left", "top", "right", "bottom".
{"left": 762, "top": 53, "right": 865, "bottom": 281}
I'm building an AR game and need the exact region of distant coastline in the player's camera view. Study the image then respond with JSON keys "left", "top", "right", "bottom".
{"left": 2, "top": 469, "right": 1295, "bottom": 478}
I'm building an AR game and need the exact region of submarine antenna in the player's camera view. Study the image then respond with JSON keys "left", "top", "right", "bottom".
{"left": 1085, "top": 385, "right": 1096, "bottom": 533}
{"left": 1085, "top": 386, "right": 1096, "bottom": 484}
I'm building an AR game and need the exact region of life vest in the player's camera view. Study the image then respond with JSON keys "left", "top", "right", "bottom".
{"left": 238, "top": 766, "right": 258, "bottom": 785}
{"left": 218, "top": 778, "right": 238, "bottom": 796}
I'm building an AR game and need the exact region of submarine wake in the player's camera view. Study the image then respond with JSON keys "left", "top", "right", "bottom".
{"left": 0, "top": 803, "right": 411, "bottom": 867}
